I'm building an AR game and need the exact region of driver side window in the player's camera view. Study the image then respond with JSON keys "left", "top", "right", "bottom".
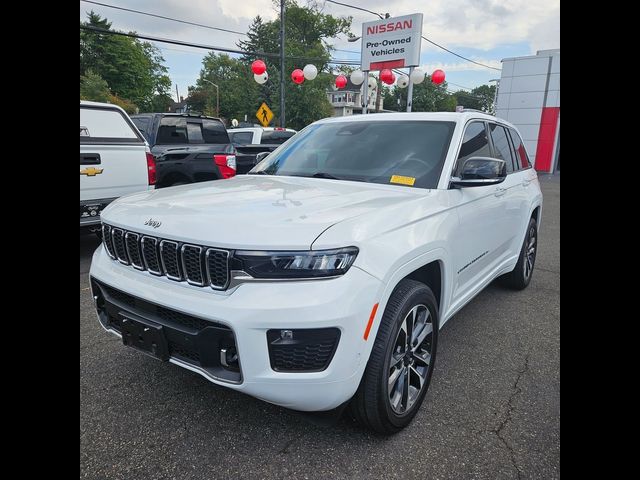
{"left": 454, "top": 121, "right": 491, "bottom": 177}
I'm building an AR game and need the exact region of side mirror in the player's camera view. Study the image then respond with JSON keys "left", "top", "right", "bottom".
{"left": 450, "top": 157, "right": 506, "bottom": 188}
{"left": 255, "top": 151, "right": 270, "bottom": 163}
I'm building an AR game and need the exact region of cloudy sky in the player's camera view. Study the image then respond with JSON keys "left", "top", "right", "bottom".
{"left": 79, "top": 0, "right": 560, "bottom": 100}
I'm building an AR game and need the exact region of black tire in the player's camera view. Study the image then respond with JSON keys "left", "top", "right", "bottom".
{"left": 499, "top": 216, "right": 538, "bottom": 290}
{"left": 350, "top": 279, "right": 438, "bottom": 434}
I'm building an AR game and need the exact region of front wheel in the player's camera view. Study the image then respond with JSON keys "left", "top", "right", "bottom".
{"left": 350, "top": 279, "right": 438, "bottom": 434}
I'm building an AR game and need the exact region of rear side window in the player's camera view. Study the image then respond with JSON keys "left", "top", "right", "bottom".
{"left": 156, "top": 117, "right": 188, "bottom": 144}
{"left": 131, "top": 116, "right": 150, "bottom": 140}
{"left": 260, "top": 130, "right": 296, "bottom": 145}
{"left": 454, "top": 121, "right": 491, "bottom": 177}
{"left": 508, "top": 128, "right": 531, "bottom": 169}
{"left": 229, "top": 132, "right": 253, "bottom": 145}
{"left": 488, "top": 123, "right": 515, "bottom": 173}
{"left": 80, "top": 106, "right": 142, "bottom": 143}
{"left": 202, "top": 119, "right": 230, "bottom": 144}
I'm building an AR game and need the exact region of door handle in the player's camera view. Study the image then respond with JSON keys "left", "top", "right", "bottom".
{"left": 80, "top": 154, "right": 101, "bottom": 165}
{"left": 522, "top": 179, "right": 531, "bottom": 187}
{"left": 494, "top": 187, "right": 507, "bottom": 197}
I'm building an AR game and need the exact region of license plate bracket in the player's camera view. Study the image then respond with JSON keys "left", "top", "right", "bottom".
{"left": 120, "top": 313, "right": 170, "bottom": 361}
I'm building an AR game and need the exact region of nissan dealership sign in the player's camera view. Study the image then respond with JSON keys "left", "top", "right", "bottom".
{"left": 360, "top": 13, "right": 423, "bottom": 71}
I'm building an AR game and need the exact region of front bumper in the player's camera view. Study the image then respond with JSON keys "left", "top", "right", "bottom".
{"left": 89, "top": 245, "right": 382, "bottom": 411}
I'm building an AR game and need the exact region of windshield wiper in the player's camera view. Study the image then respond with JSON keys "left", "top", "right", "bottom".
{"left": 309, "top": 172, "right": 340, "bottom": 180}
{"left": 249, "top": 170, "right": 270, "bottom": 175}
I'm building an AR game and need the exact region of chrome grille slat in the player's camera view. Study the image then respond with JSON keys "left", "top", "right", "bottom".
{"left": 125, "top": 232, "right": 144, "bottom": 270}
{"left": 159, "top": 240, "right": 183, "bottom": 281}
{"left": 141, "top": 236, "right": 162, "bottom": 275}
{"left": 206, "top": 248, "right": 230, "bottom": 290}
{"left": 102, "top": 223, "right": 230, "bottom": 290}
{"left": 111, "top": 228, "right": 129, "bottom": 265}
{"left": 102, "top": 224, "right": 115, "bottom": 259}
{"left": 181, "top": 244, "right": 205, "bottom": 286}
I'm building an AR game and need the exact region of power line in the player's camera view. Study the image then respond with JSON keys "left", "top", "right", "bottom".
{"left": 80, "top": 25, "right": 362, "bottom": 65}
{"left": 80, "top": 0, "right": 247, "bottom": 36}
{"left": 325, "top": 0, "right": 385, "bottom": 20}
{"left": 447, "top": 81, "right": 473, "bottom": 91}
{"left": 421, "top": 36, "right": 501, "bottom": 71}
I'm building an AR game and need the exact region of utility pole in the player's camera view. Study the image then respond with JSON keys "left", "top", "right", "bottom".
{"left": 375, "top": 75, "right": 382, "bottom": 112}
{"left": 406, "top": 66, "right": 415, "bottom": 112}
{"left": 279, "top": 0, "right": 285, "bottom": 127}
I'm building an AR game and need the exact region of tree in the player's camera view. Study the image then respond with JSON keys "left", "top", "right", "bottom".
{"left": 80, "top": 70, "right": 110, "bottom": 103}
{"left": 383, "top": 78, "right": 456, "bottom": 112}
{"left": 453, "top": 84, "right": 496, "bottom": 113}
{"left": 80, "top": 12, "right": 171, "bottom": 111}
{"left": 232, "top": 0, "right": 352, "bottom": 129}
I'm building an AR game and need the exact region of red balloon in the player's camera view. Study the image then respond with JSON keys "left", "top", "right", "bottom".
{"left": 335, "top": 75, "right": 347, "bottom": 89}
{"left": 291, "top": 69, "right": 305, "bottom": 84}
{"left": 251, "top": 59, "right": 266, "bottom": 75}
{"left": 380, "top": 69, "right": 394, "bottom": 85}
{"left": 431, "top": 69, "right": 446, "bottom": 85}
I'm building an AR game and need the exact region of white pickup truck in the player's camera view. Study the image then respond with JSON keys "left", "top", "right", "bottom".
{"left": 80, "top": 101, "right": 155, "bottom": 235}
{"left": 90, "top": 112, "right": 542, "bottom": 433}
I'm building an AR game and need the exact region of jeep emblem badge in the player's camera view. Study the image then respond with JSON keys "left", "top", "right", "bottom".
{"left": 144, "top": 218, "right": 162, "bottom": 229}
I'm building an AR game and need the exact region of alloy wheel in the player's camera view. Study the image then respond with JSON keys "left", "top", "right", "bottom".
{"left": 524, "top": 225, "right": 537, "bottom": 279}
{"left": 388, "top": 304, "right": 434, "bottom": 414}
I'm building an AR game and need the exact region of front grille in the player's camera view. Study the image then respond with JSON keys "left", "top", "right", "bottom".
{"left": 101, "top": 223, "right": 230, "bottom": 290}
{"left": 267, "top": 328, "right": 341, "bottom": 372}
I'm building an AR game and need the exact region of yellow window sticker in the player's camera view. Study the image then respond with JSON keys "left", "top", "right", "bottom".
{"left": 390, "top": 175, "right": 416, "bottom": 186}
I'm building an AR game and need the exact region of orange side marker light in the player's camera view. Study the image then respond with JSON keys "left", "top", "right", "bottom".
{"left": 363, "top": 303, "right": 379, "bottom": 341}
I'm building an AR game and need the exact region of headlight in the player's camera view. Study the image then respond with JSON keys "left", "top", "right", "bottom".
{"left": 234, "top": 247, "right": 359, "bottom": 279}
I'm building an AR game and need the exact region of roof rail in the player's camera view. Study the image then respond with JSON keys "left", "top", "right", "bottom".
{"left": 458, "top": 108, "right": 490, "bottom": 114}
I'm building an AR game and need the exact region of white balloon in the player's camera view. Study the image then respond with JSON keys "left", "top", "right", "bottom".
{"left": 254, "top": 72, "right": 268, "bottom": 84}
{"left": 367, "top": 76, "right": 377, "bottom": 90}
{"left": 350, "top": 70, "right": 364, "bottom": 85}
{"left": 303, "top": 64, "right": 318, "bottom": 80}
{"left": 410, "top": 68, "right": 425, "bottom": 85}
{"left": 397, "top": 75, "right": 409, "bottom": 88}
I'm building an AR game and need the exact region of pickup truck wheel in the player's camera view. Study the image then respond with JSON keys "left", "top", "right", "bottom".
{"left": 350, "top": 279, "right": 438, "bottom": 434}
{"left": 499, "top": 217, "right": 537, "bottom": 290}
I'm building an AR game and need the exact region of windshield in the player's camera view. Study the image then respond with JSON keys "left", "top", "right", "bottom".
{"left": 249, "top": 120, "right": 455, "bottom": 189}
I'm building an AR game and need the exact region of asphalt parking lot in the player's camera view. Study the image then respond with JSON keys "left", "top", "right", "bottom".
{"left": 80, "top": 174, "right": 559, "bottom": 479}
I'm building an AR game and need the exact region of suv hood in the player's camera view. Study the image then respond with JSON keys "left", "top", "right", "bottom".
{"left": 102, "top": 175, "right": 422, "bottom": 250}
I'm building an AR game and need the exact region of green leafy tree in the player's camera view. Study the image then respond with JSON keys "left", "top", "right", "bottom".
{"left": 383, "top": 78, "right": 456, "bottom": 112}
{"left": 232, "top": 0, "right": 352, "bottom": 129}
{"left": 80, "top": 70, "right": 110, "bottom": 102}
{"left": 80, "top": 12, "right": 171, "bottom": 111}
{"left": 188, "top": 53, "right": 259, "bottom": 121}
{"left": 453, "top": 84, "right": 496, "bottom": 113}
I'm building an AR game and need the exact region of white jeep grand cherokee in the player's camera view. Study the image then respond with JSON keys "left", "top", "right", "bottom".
{"left": 90, "top": 112, "right": 542, "bottom": 434}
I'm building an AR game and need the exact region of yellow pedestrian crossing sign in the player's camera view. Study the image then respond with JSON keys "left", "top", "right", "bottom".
{"left": 256, "top": 102, "right": 274, "bottom": 127}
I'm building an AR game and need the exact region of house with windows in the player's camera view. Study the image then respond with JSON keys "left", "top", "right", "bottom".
{"left": 326, "top": 77, "right": 384, "bottom": 116}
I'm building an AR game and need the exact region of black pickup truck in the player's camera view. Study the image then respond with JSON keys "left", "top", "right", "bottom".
{"left": 131, "top": 113, "right": 244, "bottom": 188}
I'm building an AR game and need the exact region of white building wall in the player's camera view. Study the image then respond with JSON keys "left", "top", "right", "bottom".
{"left": 495, "top": 49, "right": 560, "bottom": 171}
